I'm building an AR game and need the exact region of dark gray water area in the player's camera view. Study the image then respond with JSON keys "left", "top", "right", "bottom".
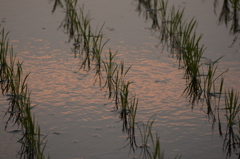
{"left": 0, "top": 0, "right": 240, "bottom": 159}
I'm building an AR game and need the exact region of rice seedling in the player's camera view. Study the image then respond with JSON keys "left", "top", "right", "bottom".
{"left": 136, "top": 115, "right": 173, "bottom": 159}
{"left": 102, "top": 49, "right": 118, "bottom": 99}
{"left": 119, "top": 80, "right": 133, "bottom": 131}
{"left": 4, "top": 66, "right": 30, "bottom": 130}
{"left": 59, "top": 1, "right": 93, "bottom": 53}
{"left": 168, "top": 15, "right": 203, "bottom": 74}
{"left": 222, "top": 88, "right": 240, "bottom": 158}
{"left": 141, "top": 5, "right": 236, "bottom": 157}
{"left": 17, "top": 87, "right": 48, "bottom": 159}
{"left": 216, "top": 0, "right": 240, "bottom": 34}
{"left": 0, "top": 28, "right": 49, "bottom": 159}
{"left": 0, "top": 28, "right": 14, "bottom": 95}
{"left": 179, "top": 30, "right": 205, "bottom": 105}
{"left": 157, "top": 0, "right": 169, "bottom": 43}
{"left": 152, "top": 134, "right": 181, "bottom": 159}
{"left": 182, "top": 34, "right": 204, "bottom": 78}
{"left": 149, "top": 0, "right": 230, "bottom": 113}
{"left": 110, "top": 62, "right": 122, "bottom": 107}
{"left": 112, "top": 61, "right": 132, "bottom": 108}
{"left": 66, "top": 4, "right": 94, "bottom": 70}
{"left": 136, "top": 114, "right": 182, "bottom": 159}
{"left": 181, "top": 37, "right": 205, "bottom": 105}
{"left": 59, "top": 0, "right": 110, "bottom": 81}
{"left": 158, "top": 0, "right": 168, "bottom": 20}
{"left": 165, "top": 6, "right": 184, "bottom": 51}
{"left": 77, "top": 4, "right": 92, "bottom": 49}
{"left": 102, "top": 48, "right": 131, "bottom": 104}
{"left": 224, "top": 88, "right": 240, "bottom": 127}
{"left": 89, "top": 24, "right": 109, "bottom": 87}
{"left": 136, "top": 0, "right": 160, "bottom": 30}
{"left": 99, "top": 48, "right": 138, "bottom": 152}
{"left": 208, "top": 73, "right": 226, "bottom": 136}
{"left": 59, "top": 0, "right": 79, "bottom": 42}
{"left": 51, "top": 0, "right": 64, "bottom": 13}
{"left": 201, "top": 57, "right": 228, "bottom": 117}
{"left": 99, "top": 47, "right": 138, "bottom": 151}
{"left": 155, "top": 1, "right": 205, "bottom": 80}
{"left": 136, "top": 115, "right": 156, "bottom": 158}
{"left": 182, "top": 76, "right": 202, "bottom": 106}
{"left": 155, "top": 4, "right": 205, "bottom": 105}
{"left": 123, "top": 95, "right": 138, "bottom": 152}
{"left": 236, "top": 117, "right": 240, "bottom": 156}
{"left": 203, "top": 57, "right": 224, "bottom": 96}
{"left": 223, "top": 124, "right": 238, "bottom": 158}
{"left": 0, "top": 29, "right": 30, "bottom": 128}
{"left": 136, "top": 0, "right": 170, "bottom": 31}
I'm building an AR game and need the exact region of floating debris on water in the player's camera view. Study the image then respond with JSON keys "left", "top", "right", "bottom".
{"left": 52, "top": 131, "right": 63, "bottom": 135}
{"left": 92, "top": 134, "right": 101, "bottom": 137}
{"left": 106, "top": 27, "right": 115, "bottom": 31}
{"left": 72, "top": 140, "right": 79, "bottom": 143}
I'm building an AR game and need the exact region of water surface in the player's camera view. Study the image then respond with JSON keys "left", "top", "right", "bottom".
{"left": 0, "top": 0, "right": 239, "bottom": 159}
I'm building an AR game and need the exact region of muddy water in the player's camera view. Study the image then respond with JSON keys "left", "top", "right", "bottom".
{"left": 0, "top": 0, "right": 239, "bottom": 159}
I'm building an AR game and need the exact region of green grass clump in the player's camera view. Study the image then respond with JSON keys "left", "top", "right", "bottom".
{"left": 0, "top": 27, "right": 49, "bottom": 159}
{"left": 222, "top": 88, "right": 240, "bottom": 158}
{"left": 58, "top": 0, "right": 111, "bottom": 88}
{"left": 225, "top": 88, "right": 240, "bottom": 127}
{"left": 137, "top": 116, "right": 158, "bottom": 158}
{"left": 137, "top": 115, "right": 181, "bottom": 159}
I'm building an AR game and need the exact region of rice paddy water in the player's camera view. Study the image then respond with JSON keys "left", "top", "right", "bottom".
{"left": 0, "top": 0, "right": 240, "bottom": 158}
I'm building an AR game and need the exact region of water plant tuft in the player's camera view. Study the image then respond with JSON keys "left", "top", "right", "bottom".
{"left": 0, "top": 27, "right": 49, "bottom": 159}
